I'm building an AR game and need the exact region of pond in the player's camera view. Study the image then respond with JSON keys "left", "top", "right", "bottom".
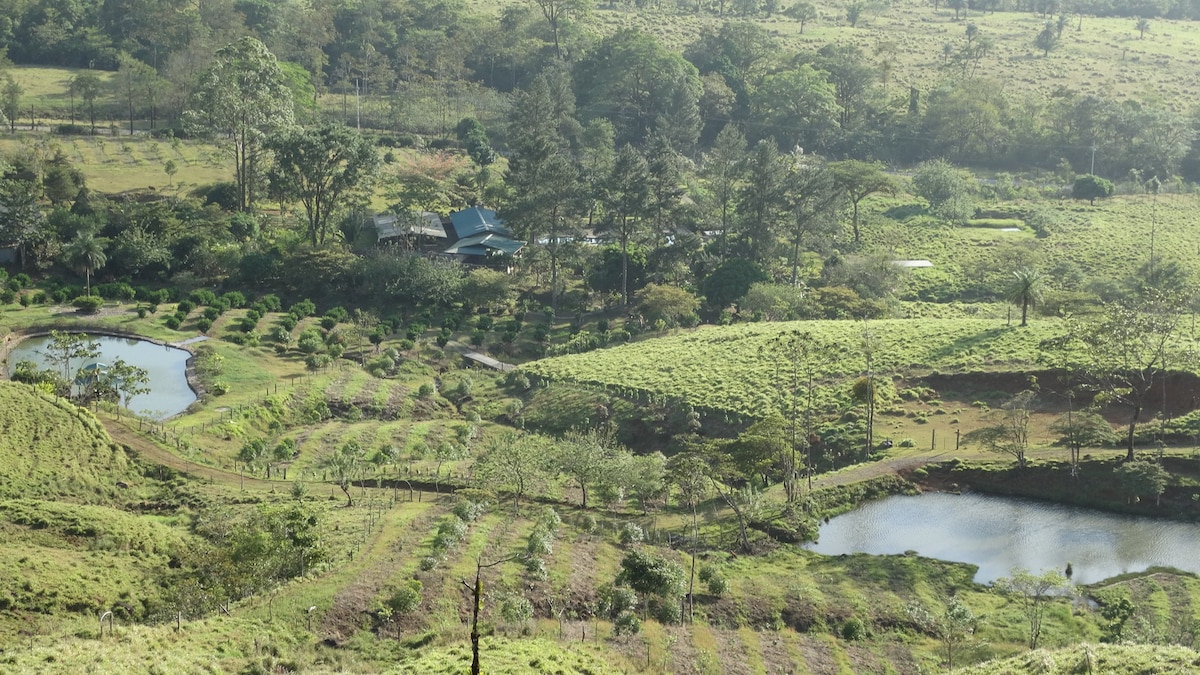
{"left": 806, "top": 492, "right": 1200, "bottom": 584}
{"left": 7, "top": 334, "right": 197, "bottom": 419}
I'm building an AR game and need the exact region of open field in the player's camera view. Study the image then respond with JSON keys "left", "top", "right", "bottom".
{"left": 464, "top": 1, "right": 1200, "bottom": 109}
{"left": 0, "top": 133, "right": 228, "bottom": 194}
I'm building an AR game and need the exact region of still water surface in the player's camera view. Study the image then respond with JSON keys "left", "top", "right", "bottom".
{"left": 806, "top": 492, "right": 1200, "bottom": 584}
{"left": 8, "top": 334, "right": 196, "bottom": 419}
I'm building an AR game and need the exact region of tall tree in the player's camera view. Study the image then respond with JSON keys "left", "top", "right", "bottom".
{"left": 183, "top": 37, "right": 295, "bottom": 212}
{"left": 69, "top": 72, "right": 102, "bottom": 135}
{"left": 762, "top": 329, "right": 826, "bottom": 497}
{"left": 783, "top": 153, "right": 840, "bottom": 286}
{"left": 574, "top": 29, "right": 703, "bottom": 148}
{"left": 1, "top": 76, "right": 21, "bottom": 134}
{"left": 667, "top": 452, "right": 709, "bottom": 620}
{"left": 1035, "top": 21, "right": 1059, "bottom": 57}
{"left": 701, "top": 124, "right": 748, "bottom": 244}
{"left": 62, "top": 232, "right": 107, "bottom": 297}
{"left": 321, "top": 440, "right": 364, "bottom": 506}
{"left": 1083, "top": 295, "right": 1181, "bottom": 461}
{"left": 266, "top": 124, "right": 379, "bottom": 246}
{"left": 103, "top": 358, "right": 149, "bottom": 419}
{"left": 114, "top": 54, "right": 155, "bottom": 135}
{"left": 736, "top": 138, "right": 790, "bottom": 259}
{"left": 828, "top": 160, "right": 896, "bottom": 242}
{"left": 749, "top": 65, "right": 838, "bottom": 151}
{"left": 1006, "top": 267, "right": 1045, "bottom": 327}
{"left": 44, "top": 331, "right": 100, "bottom": 389}
{"left": 502, "top": 72, "right": 583, "bottom": 313}
{"left": 530, "top": 0, "right": 590, "bottom": 59}
{"left": 997, "top": 569, "right": 1075, "bottom": 650}
{"left": 964, "top": 390, "right": 1038, "bottom": 468}
{"left": 555, "top": 428, "right": 628, "bottom": 509}
{"left": 475, "top": 431, "right": 552, "bottom": 512}
{"left": 603, "top": 145, "right": 651, "bottom": 307}
{"left": 644, "top": 134, "right": 685, "bottom": 247}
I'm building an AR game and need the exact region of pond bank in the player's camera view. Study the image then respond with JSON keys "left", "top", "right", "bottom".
{"left": 910, "top": 456, "right": 1200, "bottom": 523}
{"left": 0, "top": 326, "right": 207, "bottom": 415}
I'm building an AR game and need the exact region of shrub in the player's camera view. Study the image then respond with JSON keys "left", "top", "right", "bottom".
{"left": 203, "top": 306, "right": 221, "bottom": 321}
{"left": 524, "top": 556, "right": 548, "bottom": 580}
{"left": 655, "top": 598, "right": 682, "bottom": 625}
{"left": 176, "top": 299, "right": 196, "bottom": 314}
{"left": 136, "top": 307, "right": 148, "bottom": 318}
{"left": 841, "top": 617, "right": 868, "bottom": 641}
{"left": 432, "top": 517, "right": 468, "bottom": 550}
{"left": 196, "top": 318, "right": 213, "bottom": 333}
{"left": 387, "top": 580, "right": 422, "bottom": 615}
{"left": 305, "top": 353, "right": 333, "bottom": 371}
{"left": 257, "top": 293, "right": 282, "bottom": 312}
{"left": 527, "top": 529, "right": 554, "bottom": 556}
{"left": 325, "top": 306, "right": 348, "bottom": 322}
{"left": 96, "top": 282, "right": 135, "bottom": 302}
{"left": 221, "top": 291, "right": 246, "bottom": 308}
{"left": 297, "top": 329, "right": 324, "bottom": 354}
{"left": 72, "top": 295, "right": 104, "bottom": 313}
{"left": 452, "top": 498, "right": 488, "bottom": 523}
{"left": 499, "top": 595, "right": 533, "bottom": 625}
{"left": 238, "top": 316, "right": 259, "bottom": 333}
{"left": 289, "top": 299, "right": 316, "bottom": 318}
{"left": 706, "top": 575, "right": 729, "bottom": 596}
{"left": 419, "top": 556, "right": 440, "bottom": 572}
{"left": 397, "top": 339, "right": 415, "bottom": 351}
{"left": 188, "top": 290, "right": 216, "bottom": 306}
{"left": 209, "top": 381, "right": 229, "bottom": 395}
{"left": 277, "top": 315, "right": 297, "bottom": 332}
{"left": 0, "top": 289, "right": 13, "bottom": 305}
{"left": 614, "top": 612, "right": 641, "bottom": 635}
{"left": 320, "top": 316, "right": 338, "bottom": 330}
{"left": 418, "top": 383, "right": 435, "bottom": 398}
{"left": 619, "top": 522, "right": 644, "bottom": 546}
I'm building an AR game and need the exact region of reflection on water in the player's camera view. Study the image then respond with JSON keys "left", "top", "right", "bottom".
{"left": 8, "top": 334, "right": 196, "bottom": 419}
{"left": 806, "top": 492, "right": 1200, "bottom": 584}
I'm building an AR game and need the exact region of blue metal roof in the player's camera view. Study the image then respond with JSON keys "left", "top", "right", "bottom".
{"left": 443, "top": 233, "right": 525, "bottom": 256}
{"left": 448, "top": 206, "right": 512, "bottom": 239}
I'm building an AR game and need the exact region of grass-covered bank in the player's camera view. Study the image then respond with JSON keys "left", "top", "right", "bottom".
{"left": 916, "top": 456, "right": 1200, "bottom": 521}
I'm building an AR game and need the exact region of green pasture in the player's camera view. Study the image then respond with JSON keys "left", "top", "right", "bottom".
{"left": 523, "top": 317, "right": 1070, "bottom": 419}
{"left": 867, "top": 193, "right": 1200, "bottom": 305}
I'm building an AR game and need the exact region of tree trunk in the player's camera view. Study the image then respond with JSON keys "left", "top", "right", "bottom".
{"left": 469, "top": 574, "right": 483, "bottom": 675}
{"left": 1126, "top": 405, "right": 1141, "bottom": 461}
{"left": 1021, "top": 298, "right": 1029, "bottom": 326}
{"left": 620, "top": 230, "right": 630, "bottom": 308}
{"left": 852, "top": 200, "right": 861, "bottom": 242}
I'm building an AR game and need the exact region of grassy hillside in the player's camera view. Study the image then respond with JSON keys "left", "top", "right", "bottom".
{"left": 466, "top": 0, "right": 1200, "bottom": 108}
{"left": 0, "top": 380, "right": 139, "bottom": 503}
{"left": 523, "top": 317, "right": 1065, "bottom": 419}
{"left": 869, "top": 194, "right": 1200, "bottom": 304}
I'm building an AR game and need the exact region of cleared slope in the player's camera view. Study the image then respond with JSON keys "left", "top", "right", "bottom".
{"left": 524, "top": 318, "right": 1064, "bottom": 419}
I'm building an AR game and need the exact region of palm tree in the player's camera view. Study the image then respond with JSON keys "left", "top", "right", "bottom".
{"left": 62, "top": 233, "right": 107, "bottom": 297}
{"left": 1136, "top": 17, "right": 1150, "bottom": 39}
{"left": 1006, "top": 267, "right": 1044, "bottom": 327}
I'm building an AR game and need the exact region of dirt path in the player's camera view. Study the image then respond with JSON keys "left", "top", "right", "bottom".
{"left": 104, "top": 418, "right": 282, "bottom": 491}
{"left": 809, "top": 452, "right": 949, "bottom": 490}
